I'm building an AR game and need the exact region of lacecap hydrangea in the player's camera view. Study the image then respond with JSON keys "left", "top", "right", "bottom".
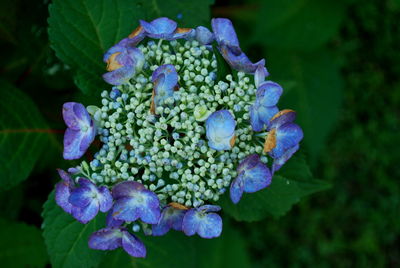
{"left": 55, "top": 17, "right": 303, "bottom": 258}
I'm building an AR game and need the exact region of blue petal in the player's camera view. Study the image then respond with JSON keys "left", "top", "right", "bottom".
{"left": 121, "top": 230, "right": 146, "bottom": 258}
{"left": 106, "top": 211, "right": 124, "bottom": 228}
{"left": 152, "top": 64, "right": 178, "bottom": 90}
{"left": 272, "top": 144, "right": 299, "bottom": 173}
{"left": 257, "top": 105, "right": 279, "bottom": 125}
{"left": 62, "top": 102, "right": 91, "bottom": 131}
{"left": 55, "top": 179, "right": 73, "bottom": 214}
{"left": 270, "top": 123, "right": 303, "bottom": 159}
{"left": 88, "top": 227, "right": 123, "bottom": 251}
{"left": 98, "top": 186, "right": 113, "bottom": 212}
{"left": 197, "top": 213, "right": 222, "bottom": 239}
{"left": 211, "top": 18, "right": 239, "bottom": 47}
{"left": 219, "top": 45, "right": 265, "bottom": 74}
{"left": 112, "top": 181, "right": 146, "bottom": 199}
{"left": 69, "top": 186, "right": 92, "bottom": 208}
{"left": 152, "top": 206, "right": 186, "bottom": 236}
{"left": 72, "top": 200, "right": 99, "bottom": 224}
{"left": 63, "top": 128, "right": 87, "bottom": 160}
{"left": 237, "top": 154, "right": 260, "bottom": 173}
{"left": 199, "top": 205, "right": 221, "bottom": 213}
{"left": 103, "top": 65, "right": 135, "bottom": 86}
{"left": 254, "top": 64, "right": 269, "bottom": 87}
{"left": 140, "top": 17, "right": 177, "bottom": 39}
{"left": 195, "top": 26, "right": 214, "bottom": 45}
{"left": 257, "top": 81, "right": 283, "bottom": 107}
{"left": 249, "top": 105, "right": 264, "bottom": 132}
{"left": 230, "top": 173, "right": 244, "bottom": 204}
{"left": 242, "top": 163, "right": 272, "bottom": 193}
{"left": 268, "top": 109, "right": 297, "bottom": 130}
{"left": 206, "top": 110, "right": 236, "bottom": 151}
{"left": 182, "top": 209, "right": 199, "bottom": 236}
{"left": 170, "top": 28, "right": 195, "bottom": 40}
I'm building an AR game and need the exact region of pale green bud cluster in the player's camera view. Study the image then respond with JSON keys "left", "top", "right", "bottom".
{"left": 83, "top": 39, "right": 265, "bottom": 207}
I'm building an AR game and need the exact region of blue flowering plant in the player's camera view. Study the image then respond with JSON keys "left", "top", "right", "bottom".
{"left": 54, "top": 17, "right": 303, "bottom": 258}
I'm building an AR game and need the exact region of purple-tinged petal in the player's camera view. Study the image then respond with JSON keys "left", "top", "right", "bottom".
{"left": 57, "top": 169, "right": 73, "bottom": 184}
{"left": 106, "top": 211, "right": 124, "bottom": 228}
{"left": 88, "top": 227, "right": 122, "bottom": 251}
{"left": 151, "top": 64, "right": 178, "bottom": 89}
{"left": 257, "top": 105, "right": 279, "bottom": 126}
{"left": 197, "top": 213, "right": 222, "bottom": 239}
{"left": 127, "top": 26, "right": 146, "bottom": 45}
{"left": 211, "top": 18, "right": 239, "bottom": 47}
{"left": 152, "top": 206, "right": 186, "bottom": 236}
{"left": 103, "top": 65, "right": 135, "bottom": 86}
{"left": 199, "top": 205, "right": 221, "bottom": 213}
{"left": 272, "top": 144, "right": 299, "bottom": 173}
{"left": 68, "top": 186, "right": 92, "bottom": 208}
{"left": 270, "top": 123, "right": 303, "bottom": 159}
{"left": 98, "top": 186, "right": 113, "bottom": 212}
{"left": 112, "top": 195, "right": 160, "bottom": 224}
{"left": 112, "top": 181, "right": 146, "bottom": 199}
{"left": 195, "top": 26, "right": 214, "bottom": 45}
{"left": 256, "top": 81, "right": 283, "bottom": 107}
{"left": 237, "top": 154, "right": 260, "bottom": 173}
{"left": 254, "top": 64, "right": 269, "bottom": 87}
{"left": 230, "top": 173, "right": 244, "bottom": 204}
{"left": 219, "top": 45, "right": 265, "bottom": 74}
{"left": 206, "top": 110, "right": 236, "bottom": 151}
{"left": 249, "top": 105, "right": 264, "bottom": 132}
{"left": 55, "top": 180, "right": 73, "bottom": 214}
{"left": 182, "top": 209, "right": 199, "bottom": 236}
{"left": 72, "top": 201, "right": 99, "bottom": 224}
{"left": 63, "top": 128, "right": 85, "bottom": 160}
{"left": 182, "top": 209, "right": 222, "bottom": 239}
{"left": 268, "top": 109, "right": 297, "bottom": 130}
{"left": 140, "top": 17, "right": 177, "bottom": 39}
{"left": 170, "top": 28, "right": 195, "bottom": 40}
{"left": 121, "top": 230, "right": 146, "bottom": 258}
{"left": 62, "top": 102, "right": 91, "bottom": 130}
{"left": 242, "top": 163, "right": 272, "bottom": 193}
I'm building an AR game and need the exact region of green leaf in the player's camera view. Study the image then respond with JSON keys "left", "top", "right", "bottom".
{"left": 253, "top": 0, "right": 347, "bottom": 50}
{"left": 267, "top": 49, "right": 344, "bottom": 161}
{"left": 42, "top": 191, "right": 106, "bottom": 268}
{"left": 99, "top": 223, "right": 250, "bottom": 268}
{"left": 221, "top": 175, "right": 329, "bottom": 222}
{"left": 0, "top": 80, "right": 49, "bottom": 190}
{"left": 145, "top": 0, "right": 214, "bottom": 28}
{"left": 48, "top": 0, "right": 146, "bottom": 95}
{"left": 0, "top": 218, "right": 48, "bottom": 267}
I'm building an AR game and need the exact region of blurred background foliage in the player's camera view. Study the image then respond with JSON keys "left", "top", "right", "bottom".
{"left": 0, "top": 0, "right": 399, "bottom": 267}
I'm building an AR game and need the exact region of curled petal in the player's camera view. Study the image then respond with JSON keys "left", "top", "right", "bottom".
{"left": 211, "top": 18, "right": 239, "bottom": 47}
{"left": 269, "top": 123, "right": 303, "bottom": 159}
{"left": 103, "top": 65, "right": 135, "bottom": 86}
{"left": 55, "top": 177, "right": 73, "bottom": 214}
{"left": 62, "top": 102, "right": 91, "bottom": 130}
{"left": 152, "top": 206, "right": 187, "bottom": 236}
{"left": 88, "top": 227, "right": 123, "bottom": 251}
{"left": 151, "top": 64, "right": 178, "bottom": 89}
{"left": 256, "top": 81, "right": 283, "bottom": 107}
{"left": 140, "top": 17, "right": 177, "bottom": 39}
{"left": 230, "top": 173, "right": 244, "bottom": 204}
{"left": 121, "top": 230, "right": 146, "bottom": 258}
{"left": 63, "top": 128, "right": 90, "bottom": 160}
{"left": 98, "top": 186, "right": 113, "bottom": 212}
{"left": 106, "top": 211, "right": 124, "bottom": 228}
{"left": 206, "top": 110, "right": 236, "bottom": 151}
{"left": 128, "top": 26, "right": 146, "bottom": 44}
{"left": 171, "top": 28, "right": 195, "bottom": 40}
{"left": 268, "top": 109, "right": 297, "bottom": 130}
{"left": 199, "top": 205, "right": 221, "bottom": 213}
{"left": 195, "top": 26, "right": 214, "bottom": 45}
{"left": 219, "top": 45, "right": 265, "bottom": 74}
{"left": 254, "top": 64, "right": 269, "bottom": 87}
{"left": 272, "top": 144, "right": 299, "bottom": 173}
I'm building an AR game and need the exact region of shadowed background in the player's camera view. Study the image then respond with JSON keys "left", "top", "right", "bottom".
{"left": 0, "top": 0, "right": 399, "bottom": 267}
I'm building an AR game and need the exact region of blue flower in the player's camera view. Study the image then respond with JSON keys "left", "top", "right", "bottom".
{"left": 205, "top": 110, "right": 236, "bottom": 151}
{"left": 195, "top": 26, "right": 214, "bottom": 45}
{"left": 139, "top": 17, "right": 194, "bottom": 40}
{"left": 249, "top": 81, "right": 283, "bottom": 132}
{"left": 182, "top": 205, "right": 222, "bottom": 239}
{"left": 103, "top": 38, "right": 145, "bottom": 85}
{"left": 230, "top": 154, "right": 272, "bottom": 204}
{"left": 55, "top": 169, "right": 74, "bottom": 214}
{"left": 211, "top": 18, "right": 266, "bottom": 73}
{"left": 150, "top": 64, "right": 178, "bottom": 114}
{"left": 152, "top": 202, "right": 188, "bottom": 236}
{"left": 111, "top": 181, "right": 161, "bottom": 224}
{"left": 263, "top": 109, "right": 303, "bottom": 171}
{"left": 89, "top": 227, "right": 146, "bottom": 258}
{"left": 69, "top": 178, "right": 113, "bottom": 224}
{"left": 62, "top": 102, "right": 96, "bottom": 160}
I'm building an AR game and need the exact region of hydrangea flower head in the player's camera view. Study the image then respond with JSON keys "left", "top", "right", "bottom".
{"left": 54, "top": 16, "right": 303, "bottom": 258}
